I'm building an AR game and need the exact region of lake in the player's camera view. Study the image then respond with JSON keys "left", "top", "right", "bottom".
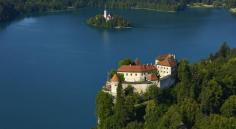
{"left": 0, "top": 7, "right": 236, "bottom": 129}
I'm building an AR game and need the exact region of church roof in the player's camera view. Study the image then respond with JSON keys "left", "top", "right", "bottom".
{"left": 156, "top": 54, "right": 176, "bottom": 67}
{"left": 157, "top": 54, "right": 173, "bottom": 60}
{"left": 111, "top": 74, "right": 119, "bottom": 82}
{"left": 118, "top": 65, "right": 157, "bottom": 72}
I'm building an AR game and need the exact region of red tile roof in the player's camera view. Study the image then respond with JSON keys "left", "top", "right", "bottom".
{"left": 156, "top": 54, "right": 173, "bottom": 61}
{"left": 147, "top": 74, "right": 158, "bottom": 81}
{"left": 158, "top": 59, "right": 177, "bottom": 67}
{"left": 111, "top": 74, "right": 119, "bottom": 82}
{"left": 118, "top": 65, "right": 157, "bottom": 72}
{"left": 156, "top": 54, "right": 177, "bottom": 67}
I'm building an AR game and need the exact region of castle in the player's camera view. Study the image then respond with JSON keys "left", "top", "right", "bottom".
{"left": 104, "top": 54, "right": 177, "bottom": 96}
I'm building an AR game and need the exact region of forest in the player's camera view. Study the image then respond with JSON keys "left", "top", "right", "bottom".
{"left": 1, "top": 0, "right": 236, "bottom": 22}
{"left": 95, "top": 42, "right": 236, "bottom": 129}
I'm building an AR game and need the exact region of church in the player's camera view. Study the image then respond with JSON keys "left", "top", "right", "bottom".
{"left": 103, "top": 9, "right": 112, "bottom": 21}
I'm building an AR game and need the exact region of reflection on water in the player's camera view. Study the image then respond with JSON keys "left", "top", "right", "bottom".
{"left": 18, "top": 17, "right": 37, "bottom": 26}
{"left": 102, "top": 30, "right": 110, "bottom": 43}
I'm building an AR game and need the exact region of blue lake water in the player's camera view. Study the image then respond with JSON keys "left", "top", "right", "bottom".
{"left": 0, "top": 8, "right": 236, "bottom": 129}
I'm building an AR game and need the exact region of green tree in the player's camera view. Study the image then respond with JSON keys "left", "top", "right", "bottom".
{"left": 145, "top": 85, "right": 160, "bottom": 100}
{"left": 200, "top": 79, "right": 223, "bottom": 114}
{"left": 176, "top": 60, "right": 196, "bottom": 102}
{"left": 178, "top": 98, "right": 200, "bottom": 128}
{"left": 109, "top": 69, "right": 117, "bottom": 79}
{"left": 225, "top": 0, "right": 236, "bottom": 8}
{"left": 113, "top": 83, "right": 129, "bottom": 128}
{"left": 177, "top": 59, "right": 191, "bottom": 82}
{"left": 220, "top": 95, "right": 236, "bottom": 117}
{"left": 215, "top": 42, "right": 231, "bottom": 59}
{"left": 194, "top": 114, "right": 236, "bottom": 129}
{"left": 124, "top": 85, "right": 134, "bottom": 96}
{"left": 176, "top": 82, "right": 195, "bottom": 102}
{"left": 124, "top": 95, "right": 136, "bottom": 121}
{"left": 123, "top": 121, "right": 143, "bottom": 129}
{"left": 118, "top": 58, "right": 133, "bottom": 67}
{"left": 144, "top": 99, "right": 159, "bottom": 129}
{"left": 157, "top": 105, "right": 183, "bottom": 129}
{"left": 96, "top": 91, "right": 114, "bottom": 129}
{"left": 117, "top": 73, "right": 125, "bottom": 82}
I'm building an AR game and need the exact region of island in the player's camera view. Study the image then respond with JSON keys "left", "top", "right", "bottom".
{"left": 86, "top": 10, "right": 131, "bottom": 29}
{"left": 95, "top": 43, "right": 236, "bottom": 129}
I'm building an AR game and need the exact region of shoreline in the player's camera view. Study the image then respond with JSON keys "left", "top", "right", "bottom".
{"left": 230, "top": 8, "right": 236, "bottom": 14}
{"left": 114, "top": 26, "right": 132, "bottom": 29}
{"left": 187, "top": 3, "right": 215, "bottom": 8}
{"left": 131, "top": 7, "right": 176, "bottom": 13}
{"left": 0, "top": 7, "right": 77, "bottom": 23}
{"left": 47, "top": 8, "right": 75, "bottom": 13}
{"left": 1, "top": 6, "right": 235, "bottom": 24}
{"left": 87, "top": 14, "right": 131, "bottom": 30}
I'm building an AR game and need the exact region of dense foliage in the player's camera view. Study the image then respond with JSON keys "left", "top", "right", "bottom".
{"left": 1, "top": 0, "right": 236, "bottom": 22}
{"left": 95, "top": 42, "right": 236, "bottom": 129}
{"left": 225, "top": 0, "right": 236, "bottom": 8}
{"left": 86, "top": 14, "right": 131, "bottom": 29}
{"left": 0, "top": 0, "right": 69, "bottom": 22}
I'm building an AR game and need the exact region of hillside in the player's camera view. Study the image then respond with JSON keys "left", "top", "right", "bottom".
{"left": 1, "top": 0, "right": 236, "bottom": 22}
{"left": 95, "top": 42, "right": 236, "bottom": 129}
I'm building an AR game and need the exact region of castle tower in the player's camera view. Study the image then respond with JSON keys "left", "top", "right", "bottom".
{"left": 110, "top": 74, "right": 119, "bottom": 96}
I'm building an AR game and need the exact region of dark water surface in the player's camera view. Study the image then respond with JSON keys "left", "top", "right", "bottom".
{"left": 0, "top": 8, "right": 236, "bottom": 129}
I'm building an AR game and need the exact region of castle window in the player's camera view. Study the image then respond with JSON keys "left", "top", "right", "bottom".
{"left": 135, "top": 74, "right": 137, "bottom": 76}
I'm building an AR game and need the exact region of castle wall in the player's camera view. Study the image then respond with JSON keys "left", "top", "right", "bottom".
{"left": 118, "top": 72, "right": 146, "bottom": 82}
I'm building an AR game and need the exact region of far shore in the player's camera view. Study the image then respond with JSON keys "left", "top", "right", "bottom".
{"left": 131, "top": 7, "right": 176, "bottom": 13}
{"left": 47, "top": 7, "right": 75, "bottom": 13}
{"left": 187, "top": 3, "right": 215, "bottom": 8}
